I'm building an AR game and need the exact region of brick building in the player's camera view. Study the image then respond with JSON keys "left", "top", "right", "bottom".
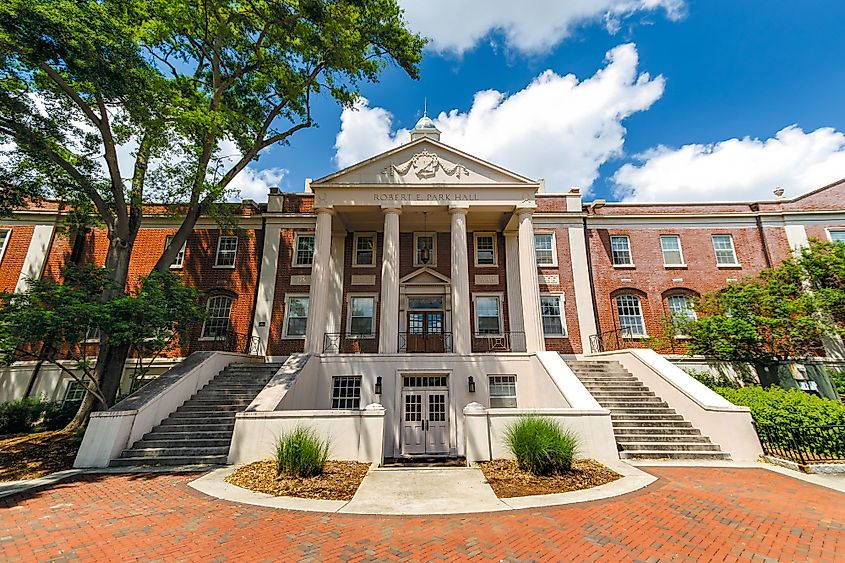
{"left": 3, "top": 117, "right": 844, "bottom": 464}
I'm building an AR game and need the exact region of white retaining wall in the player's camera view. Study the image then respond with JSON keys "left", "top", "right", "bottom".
{"left": 591, "top": 349, "right": 763, "bottom": 461}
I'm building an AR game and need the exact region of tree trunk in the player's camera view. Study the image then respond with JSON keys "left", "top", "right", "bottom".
{"left": 753, "top": 362, "right": 781, "bottom": 387}
{"left": 64, "top": 236, "right": 135, "bottom": 431}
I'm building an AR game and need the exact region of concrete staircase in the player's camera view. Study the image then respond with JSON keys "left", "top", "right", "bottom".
{"left": 569, "top": 360, "right": 730, "bottom": 460}
{"left": 110, "top": 361, "right": 283, "bottom": 467}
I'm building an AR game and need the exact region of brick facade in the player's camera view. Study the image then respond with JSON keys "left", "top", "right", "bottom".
{"left": 0, "top": 224, "right": 34, "bottom": 293}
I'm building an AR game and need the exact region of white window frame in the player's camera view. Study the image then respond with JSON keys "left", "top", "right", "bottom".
{"left": 667, "top": 294, "right": 697, "bottom": 337}
{"left": 534, "top": 232, "right": 557, "bottom": 267}
{"left": 539, "top": 293, "right": 567, "bottom": 337}
{"left": 0, "top": 228, "right": 10, "bottom": 265}
{"left": 473, "top": 232, "right": 498, "bottom": 267}
{"left": 84, "top": 325, "right": 101, "bottom": 343}
{"left": 331, "top": 376, "right": 362, "bottom": 410}
{"left": 615, "top": 294, "right": 647, "bottom": 337}
{"left": 213, "top": 236, "right": 238, "bottom": 268}
{"left": 352, "top": 232, "right": 376, "bottom": 267}
{"left": 473, "top": 293, "right": 504, "bottom": 336}
{"left": 712, "top": 234, "right": 740, "bottom": 267}
{"left": 413, "top": 232, "right": 437, "bottom": 267}
{"left": 346, "top": 294, "right": 378, "bottom": 338}
{"left": 63, "top": 379, "right": 87, "bottom": 404}
{"left": 827, "top": 229, "right": 845, "bottom": 244}
{"left": 488, "top": 374, "right": 517, "bottom": 408}
{"left": 200, "top": 295, "right": 233, "bottom": 340}
{"left": 660, "top": 235, "right": 685, "bottom": 267}
{"left": 165, "top": 235, "right": 187, "bottom": 269}
{"left": 282, "top": 294, "right": 309, "bottom": 339}
{"left": 292, "top": 232, "right": 316, "bottom": 267}
{"left": 610, "top": 235, "right": 634, "bottom": 267}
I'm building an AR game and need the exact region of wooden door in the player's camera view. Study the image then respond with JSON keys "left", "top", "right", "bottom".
{"left": 401, "top": 392, "right": 425, "bottom": 454}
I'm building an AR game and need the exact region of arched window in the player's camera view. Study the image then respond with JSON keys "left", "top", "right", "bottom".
{"left": 202, "top": 295, "right": 233, "bottom": 339}
{"left": 667, "top": 294, "right": 697, "bottom": 335}
{"left": 615, "top": 294, "right": 646, "bottom": 336}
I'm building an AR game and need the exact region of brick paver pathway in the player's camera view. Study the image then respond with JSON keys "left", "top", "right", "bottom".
{"left": 1, "top": 467, "right": 843, "bottom": 562}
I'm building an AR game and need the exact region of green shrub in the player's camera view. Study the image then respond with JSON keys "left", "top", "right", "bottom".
{"left": 0, "top": 397, "right": 45, "bottom": 434}
{"left": 42, "top": 401, "right": 80, "bottom": 430}
{"left": 684, "top": 369, "right": 739, "bottom": 390}
{"left": 716, "top": 385, "right": 845, "bottom": 428}
{"left": 275, "top": 426, "right": 330, "bottom": 478}
{"left": 826, "top": 368, "right": 845, "bottom": 397}
{"left": 504, "top": 416, "right": 578, "bottom": 476}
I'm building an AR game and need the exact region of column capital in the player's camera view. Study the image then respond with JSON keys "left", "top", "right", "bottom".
{"left": 515, "top": 203, "right": 537, "bottom": 218}
{"left": 448, "top": 203, "right": 470, "bottom": 215}
{"left": 381, "top": 204, "right": 402, "bottom": 215}
{"left": 314, "top": 206, "right": 335, "bottom": 216}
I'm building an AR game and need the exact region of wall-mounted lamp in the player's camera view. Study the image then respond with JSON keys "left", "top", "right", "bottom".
{"left": 375, "top": 376, "right": 383, "bottom": 395}
{"left": 468, "top": 376, "right": 476, "bottom": 393}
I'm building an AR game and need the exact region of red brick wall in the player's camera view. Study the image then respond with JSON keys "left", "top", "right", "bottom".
{"left": 536, "top": 227, "right": 582, "bottom": 354}
{"left": 588, "top": 226, "right": 772, "bottom": 342}
{"left": 467, "top": 232, "right": 513, "bottom": 351}
{"left": 338, "top": 232, "right": 383, "bottom": 353}
{"left": 0, "top": 225, "right": 34, "bottom": 293}
{"left": 267, "top": 228, "right": 312, "bottom": 355}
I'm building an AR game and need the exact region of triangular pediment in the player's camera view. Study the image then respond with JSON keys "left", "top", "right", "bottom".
{"left": 312, "top": 138, "right": 536, "bottom": 187}
{"left": 399, "top": 267, "right": 451, "bottom": 285}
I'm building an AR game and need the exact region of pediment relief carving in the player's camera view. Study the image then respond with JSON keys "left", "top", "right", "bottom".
{"left": 382, "top": 149, "right": 470, "bottom": 181}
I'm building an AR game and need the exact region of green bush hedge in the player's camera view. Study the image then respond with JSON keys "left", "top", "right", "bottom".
{"left": 504, "top": 416, "right": 578, "bottom": 476}
{"left": 275, "top": 426, "right": 330, "bottom": 477}
{"left": 716, "top": 385, "right": 845, "bottom": 428}
{"left": 0, "top": 398, "right": 79, "bottom": 435}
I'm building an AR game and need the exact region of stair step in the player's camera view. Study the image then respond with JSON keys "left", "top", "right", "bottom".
{"left": 133, "top": 438, "right": 232, "bottom": 448}
{"left": 167, "top": 411, "right": 238, "bottom": 418}
{"left": 615, "top": 434, "right": 711, "bottom": 443}
{"left": 152, "top": 422, "right": 235, "bottom": 432}
{"left": 144, "top": 431, "right": 234, "bottom": 440}
{"left": 121, "top": 446, "right": 230, "bottom": 458}
{"left": 619, "top": 451, "right": 731, "bottom": 460}
{"left": 110, "top": 455, "right": 229, "bottom": 467}
{"left": 617, "top": 442, "right": 722, "bottom": 452}
{"left": 613, "top": 426, "right": 700, "bottom": 435}
{"left": 176, "top": 404, "right": 245, "bottom": 412}
{"left": 608, "top": 407, "right": 676, "bottom": 414}
{"left": 598, "top": 400, "right": 668, "bottom": 407}
{"left": 611, "top": 413, "right": 686, "bottom": 421}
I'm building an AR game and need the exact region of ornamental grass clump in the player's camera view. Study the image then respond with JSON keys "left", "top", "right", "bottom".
{"left": 504, "top": 416, "right": 578, "bottom": 476}
{"left": 275, "top": 426, "right": 330, "bottom": 478}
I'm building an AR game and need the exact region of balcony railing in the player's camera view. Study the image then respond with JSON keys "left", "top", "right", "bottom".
{"left": 190, "top": 329, "right": 261, "bottom": 355}
{"left": 322, "top": 333, "right": 378, "bottom": 354}
{"left": 473, "top": 331, "right": 527, "bottom": 352}
{"left": 755, "top": 423, "right": 845, "bottom": 464}
{"left": 398, "top": 331, "right": 453, "bottom": 353}
{"left": 589, "top": 327, "right": 635, "bottom": 353}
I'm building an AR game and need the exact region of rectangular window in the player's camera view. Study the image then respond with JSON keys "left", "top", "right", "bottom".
{"left": 0, "top": 228, "right": 10, "bottom": 264}
{"left": 63, "top": 380, "right": 87, "bottom": 404}
{"left": 349, "top": 296, "right": 375, "bottom": 336}
{"left": 294, "top": 233, "right": 315, "bottom": 266}
{"left": 489, "top": 375, "right": 517, "bottom": 408}
{"left": 165, "top": 236, "right": 187, "bottom": 269}
{"left": 201, "top": 295, "right": 233, "bottom": 339}
{"left": 616, "top": 295, "right": 646, "bottom": 337}
{"left": 415, "top": 233, "right": 436, "bottom": 266}
{"left": 712, "top": 235, "right": 738, "bottom": 265}
{"left": 475, "top": 295, "right": 502, "bottom": 334}
{"left": 611, "top": 236, "right": 633, "bottom": 266}
{"left": 667, "top": 294, "right": 696, "bottom": 334}
{"left": 534, "top": 233, "right": 556, "bottom": 266}
{"left": 331, "top": 376, "right": 361, "bottom": 409}
{"left": 353, "top": 233, "right": 375, "bottom": 266}
{"left": 660, "top": 235, "right": 684, "bottom": 266}
{"left": 829, "top": 230, "right": 845, "bottom": 243}
{"left": 474, "top": 233, "right": 497, "bottom": 266}
{"left": 285, "top": 296, "right": 309, "bottom": 337}
{"left": 540, "top": 295, "right": 566, "bottom": 336}
{"left": 214, "top": 236, "right": 238, "bottom": 267}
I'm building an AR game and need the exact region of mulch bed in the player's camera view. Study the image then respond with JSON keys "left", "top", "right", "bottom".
{"left": 225, "top": 459, "right": 370, "bottom": 501}
{"left": 0, "top": 431, "right": 82, "bottom": 482}
{"left": 478, "top": 458, "right": 621, "bottom": 498}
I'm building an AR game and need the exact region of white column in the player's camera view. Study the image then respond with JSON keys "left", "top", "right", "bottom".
{"left": 379, "top": 206, "right": 401, "bottom": 353}
{"left": 304, "top": 207, "right": 333, "bottom": 353}
{"left": 250, "top": 221, "right": 282, "bottom": 355}
{"left": 14, "top": 225, "right": 55, "bottom": 294}
{"left": 517, "top": 207, "right": 545, "bottom": 353}
{"left": 450, "top": 205, "right": 471, "bottom": 354}
{"left": 504, "top": 231, "right": 525, "bottom": 349}
{"left": 568, "top": 226, "right": 598, "bottom": 354}
{"left": 326, "top": 232, "right": 346, "bottom": 335}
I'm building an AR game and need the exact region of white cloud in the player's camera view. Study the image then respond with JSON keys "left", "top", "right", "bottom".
{"left": 335, "top": 44, "right": 664, "bottom": 192}
{"left": 613, "top": 126, "right": 845, "bottom": 202}
{"left": 400, "top": 0, "right": 684, "bottom": 53}
{"left": 226, "top": 166, "right": 288, "bottom": 201}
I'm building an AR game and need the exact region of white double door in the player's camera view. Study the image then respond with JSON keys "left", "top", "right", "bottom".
{"left": 401, "top": 390, "right": 449, "bottom": 455}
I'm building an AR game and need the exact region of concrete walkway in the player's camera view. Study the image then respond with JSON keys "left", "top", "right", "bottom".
{"left": 340, "top": 467, "right": 505, "bottom": 514}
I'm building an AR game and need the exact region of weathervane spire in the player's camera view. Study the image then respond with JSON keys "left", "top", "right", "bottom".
{"left": 423, "top": 97, "right": 428, "bottom": 117}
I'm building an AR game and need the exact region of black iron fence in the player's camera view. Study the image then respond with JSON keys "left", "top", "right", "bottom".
{"left": 589, "top": 327, "right": 635, "bottom": 353}
{"left": 398, "top": 331, "right": 453, "bottom": 353}
{"left": 473, "top": 331, "right": 527, "bottom": 352}
{"left": 754, "top": 423, "right": 845, "bottom": 464}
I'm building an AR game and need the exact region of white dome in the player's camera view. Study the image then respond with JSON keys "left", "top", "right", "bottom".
{"left": 414, "top": 114, "right": 437, "bottom": 130}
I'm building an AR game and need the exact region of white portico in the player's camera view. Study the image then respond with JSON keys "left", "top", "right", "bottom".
{"left": 301, "top": 120, "right": 548, "bottom": 357}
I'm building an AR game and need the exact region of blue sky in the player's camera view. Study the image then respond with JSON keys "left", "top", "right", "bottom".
{"left": 238, "top": 0, "right": 845, "bottom": 203}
